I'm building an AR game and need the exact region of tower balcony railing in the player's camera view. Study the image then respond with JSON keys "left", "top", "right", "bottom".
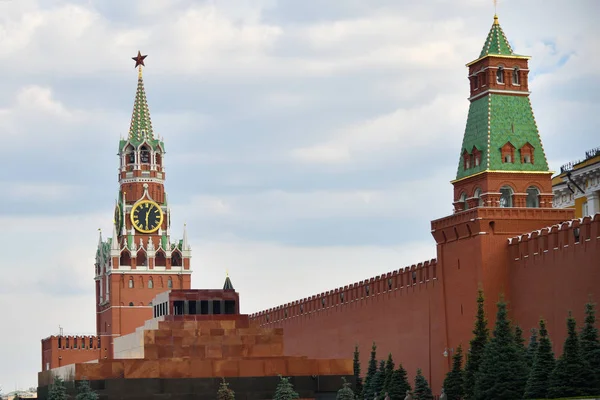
{"left": 559, "top": 145, "right": 600, "bottom": 173}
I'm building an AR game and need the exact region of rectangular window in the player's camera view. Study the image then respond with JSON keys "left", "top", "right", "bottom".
{"left": 200, "top": 300, "right": 209, "bottom": 315}
{"left": 224, "top": 300, "right": 236, "bottom": 315}
{"left": 212, "top": 301, "right": 222, "bottom": 315}
{"left": 188, "top": 301, "right": 197, "bottom": 315}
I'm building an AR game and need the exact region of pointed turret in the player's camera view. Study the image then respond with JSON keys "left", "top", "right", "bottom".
{"left": 223, "top": 273, "right": 235, "bottom": 290}
{"left": 111, "top": 220, "right": 120, "bottom": 251}
{"left": 451, "top": 14, "right": 554, "bottom": 211}
{"left": 182, "top": 223, "right": 189, "bottom": 251}
{"left": 129, "top": 53, "right": 154, "bottom": 142}
{"left": 479, "top": 14, "right": 514, "bottom": 58}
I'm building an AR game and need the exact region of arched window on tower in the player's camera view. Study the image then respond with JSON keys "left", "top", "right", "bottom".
{"left": 526, "top": 186, "right": 540, "bottom": 208}
{"left": 172, "top": 251, "right": 182, "bottom": 267}
{"left": 474, "top": 188, "right": 483, "bottom": 207}
{"left": 120, "top": 250, "right": 131, "bottom": 268}
{"left": 137, "top": 250, "right": 147, "bottom": 268}
{"left": 512, "top": 67, "right": 520, "bottom": 85}
{"left": 126, "top": 146, "right": 135, "bottom": 165}
{"left": 155, "top": 250, "right": 166, "bottom": 267}
{"left": 148, "top": 279, "right": 154, "bottom": 289}
{"left": 460, "top": 192, "right": 469, "bottom": 211}
{"left": 497, "top": 66, "right": 505, "bottom": 84}
{"left": 499, "top": 186, "right": 514, "bottom": 208}
{"left": 128, "top": 277, "right": 134, "bottom": 288}
{"left": 140, "top": 145, "right": 150, "bottom": 164}
{"left": 167, "top": 277, "right": 173, "bottom": 288}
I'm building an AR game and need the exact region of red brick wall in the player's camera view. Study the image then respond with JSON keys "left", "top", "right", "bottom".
{"left": 97, "top": 273, "right": 192, "bottom": 358}
{"left": 508, "top": 214, "right": 600, "bottom": 356}
{"left": 41, "top": 336, "right": 100, "bottom": 371}
{"left": 249, "top": 209, "right": 600, "bottom": 395}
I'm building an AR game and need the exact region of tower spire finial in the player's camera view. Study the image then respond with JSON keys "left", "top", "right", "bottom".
{"left": 128, "top": 51, "right": 154, "bottom": 141}
{"left": 493, "top": 0, "right": 499, "bottom": 23}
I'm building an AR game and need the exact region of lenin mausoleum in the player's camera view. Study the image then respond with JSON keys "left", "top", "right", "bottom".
{"left": 38, "top": 13, "right": 600, "bottom": 398}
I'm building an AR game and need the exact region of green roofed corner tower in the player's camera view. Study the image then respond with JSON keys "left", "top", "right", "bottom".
{"left": 452, "top": 14, "right": 553, "bottom": 212}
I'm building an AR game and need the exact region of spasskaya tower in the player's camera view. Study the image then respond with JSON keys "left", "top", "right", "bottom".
{"left": 94, "top": 52, "right": 192, "bottom": 358}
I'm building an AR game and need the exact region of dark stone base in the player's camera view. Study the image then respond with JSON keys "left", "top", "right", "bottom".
{"left": 37, "top": 375, "right": 354, "bottom": 400}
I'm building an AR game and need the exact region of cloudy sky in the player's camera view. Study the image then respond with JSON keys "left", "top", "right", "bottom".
{"left": 0, "top": 0, "right": 598, "bottom": 391}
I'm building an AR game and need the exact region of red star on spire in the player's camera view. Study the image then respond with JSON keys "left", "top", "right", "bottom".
{"left": 132, "top": 51, "right": 147, "bottom": 68}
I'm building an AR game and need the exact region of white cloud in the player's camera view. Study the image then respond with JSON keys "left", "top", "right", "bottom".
{"left": 3, "top": 182, "right": 81, "bottom": 201}
{"left": 292, "top": 93, "right": 466, "bottom": 164}
{"left": 191, "top": 238, "right": 437, "bottom": 315}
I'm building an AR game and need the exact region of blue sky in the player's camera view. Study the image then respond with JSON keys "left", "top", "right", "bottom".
{"left": 0, "top": 0, "right": 598, "bottom": 392}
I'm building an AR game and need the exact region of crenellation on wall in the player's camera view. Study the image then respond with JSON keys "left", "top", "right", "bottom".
{"left": 249, "top": 258, "right": 438, "bottom": 325}
{"left": 508, "top": 214, "right": 600, "bottom": 261}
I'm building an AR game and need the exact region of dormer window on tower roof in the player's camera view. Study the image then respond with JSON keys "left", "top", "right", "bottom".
{"left": 501, "top": 142, "right": 515, "bottom": 163}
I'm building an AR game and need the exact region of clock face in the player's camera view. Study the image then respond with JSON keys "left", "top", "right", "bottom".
{"left": 130, "top": 200, "right": 163, "bottom": 233}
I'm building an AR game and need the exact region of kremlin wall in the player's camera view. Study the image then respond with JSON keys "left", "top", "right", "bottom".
{"left": 39, "top": 13, "right": 600, "bottom": 398}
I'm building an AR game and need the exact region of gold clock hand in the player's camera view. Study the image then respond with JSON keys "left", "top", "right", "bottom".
{"left": 145, "top": 211, "right": 149, "bottom": 228}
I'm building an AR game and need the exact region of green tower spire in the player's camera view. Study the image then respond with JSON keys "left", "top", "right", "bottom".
{"left": 119, "top": 52, "right": 164, "bottom": 153}
{"left": 129, "top": 64, "right": 154, "bottom": 142}
{"left": 479, "top": 14, "right": 514, "bottom": 58}
{"left": 454, "top": 15, "right": 550, "bottom": 182}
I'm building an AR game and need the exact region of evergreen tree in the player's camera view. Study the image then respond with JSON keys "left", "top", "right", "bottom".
{"left": 373, "top": 360, "right": 386, "bottom": 398}
{"left": 514, "top": 324, "right": 529, "bottom": 379}
{"left": 524, "top": 319, "right": 555, "bottom": 400}
{"left": 388, "top": 364, "right": 411, "bottom": 400}
{"left": 217, "top": 378, "right": 235, "bottom": 400}
{"left": 548, "top": 313, "right": 596, "bottom": 398}
{"left": 353, "top": 345, "right": 364, "bottom": 399}
{"left": 337, "top": 377, "right": 356, "bottom": 400}
{"left": 525, "top": 327, "right": 538, "bottom": 369}
{"left": 75, "top": 380, "right": 98, "bottom": 400}
{"left": 473, "top": 298, "right": 528, "bottom": 400}
{"left": 442, "top": 345, "right": 464, "bottom": 400}
{"left": 382, "top": 353, "right": 395, "bottom": 395}
{"left": 48, "top": 375, "right": 69, "bottom": 400}
{"left": 463, "top": 288, "right": 489, "bottom": 399}
{"left": 274, "top": 376, "right": 299, "bottom": 400}
{"left": 413, "top": 369, "right": 433, "bottom": 400}
{"left": 580, "top": 301, "right": 600, "bottom": 391}
{"left": 363, "top": 342, "right": 378, "bottom": 400}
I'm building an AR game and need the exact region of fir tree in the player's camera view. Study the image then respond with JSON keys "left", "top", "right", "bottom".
{"left": 548, "top": 313, "right": 596, "bottom": 398}
{"left": 413, "top": 369, "right": 433, "bottom": 400}
{"left": 382, "top": 353, "right": 395, "bottom": 395}
{"left": 524, "top": 319, "right": 555, "bottom": 400}
{"left": 337, "top": 377, "right": 356, "bottom": 400}
{"left": 473, "top": 298, "right": 528, "bottom": 400}
{"left": 442, "top": 345, "right": 464, "bottom": 400}
{"left": 463, "top": 288, "right": 489, "bottom": 399}
{"left": 580, "top": 301, "right": 600, "bottom": 391}
{"left": 373, "top": 360, "right": 386, "bottom": 398}
{"left": 353, "top": 345, "right": 364, "bottom": 399}
{"left": 525, "top": 327, "right": 538, "bottom": 369}
{"left": 48, "top": 375, "right": 69, "bottom": 400}
{"left": 274, "top": 376, "right": 300, "bottom": 400}
{"left": 217, "top": 378, "right": 235, "bottom": 400}
{"left": 514, "top": 324, "right": 529, "bottom": 379}
{"left": 388, "top": 364, "right": 411, "bottom": 400}
{"left": 75, "top": 380, "right": 98, "bottom": 400}
{"left": 363, "top": 342, "right": 378, "bottom": 400}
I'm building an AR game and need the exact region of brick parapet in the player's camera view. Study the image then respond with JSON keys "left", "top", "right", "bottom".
{"left": 248, "top": 259, "right": 437, "bottom": 325}
{"left": 507, "top": 213, "right": 600, "bottom": 261}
